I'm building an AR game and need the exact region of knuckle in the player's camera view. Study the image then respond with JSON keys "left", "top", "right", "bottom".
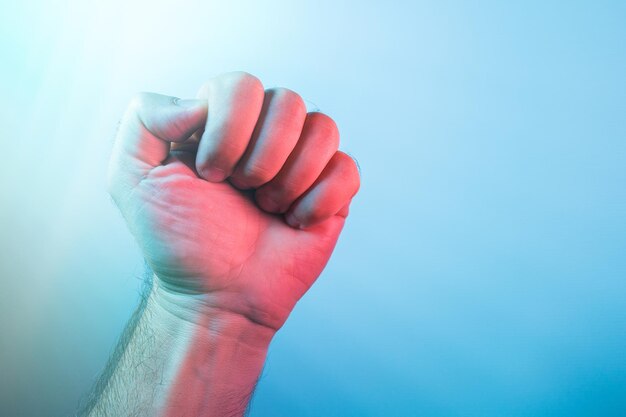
{"left": 198, "top": 72, "right": 264, "bottom": 101}
{"left": 319, "top": 127, "right": 340, "bottom": 152}
{"left": 269, "top": 87, "right": 306, "bottom": 114}
{"left": 335, "top": 152, "right": 361, "bottom": 193}
{"left": 230, "top": 71, "right": 264, "bottom": 94}
{"left": 307, "top": 112, "right": 340, "bottom": 144}
{"left": 126, "top": 92, "right": 157, "bottom": 130}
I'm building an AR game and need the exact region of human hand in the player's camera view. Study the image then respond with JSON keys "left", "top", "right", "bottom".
{"left": 107, "top": 72, "right": 360, "bottom": 332}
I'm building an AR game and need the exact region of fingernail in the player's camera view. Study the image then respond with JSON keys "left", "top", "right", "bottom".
{"left": 285, "top": 212, "right": 304, "bottom": 229}
{"left": 202, "top": 166, "right": 226, "bottom": 182}
{"left": 175, "top": 98, "right": 208, "bottom": 110}
{"left": 256, "top": 193, "right": 281, "bottom": 213}
{"left": 228, "top": 176, "right": 248, "bottom": 190}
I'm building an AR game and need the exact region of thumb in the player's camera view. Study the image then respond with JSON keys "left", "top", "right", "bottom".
{"left": 108, "top": 92, "right": 207, "bottom": 201}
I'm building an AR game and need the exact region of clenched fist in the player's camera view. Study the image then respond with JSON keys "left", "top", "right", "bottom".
{"left": 107, "top": 72, "right": 360, "bottom": 332}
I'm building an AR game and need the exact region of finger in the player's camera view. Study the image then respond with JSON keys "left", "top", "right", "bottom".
{"left": 170, "top": 127, "right": 204, "bottom": 153}
{"left": 195, "top": 72, "right": 265, "bottom": 182}
{"left": 229, "top": 88, "right": 306, "bottom": 190}
{"left": 108, "top": 92, "right": 207, "bottom": 198}
{"left": 285, "top": 151, "right": 361, "bottom": 229}
{"left": 255, "top": 112, "right": 339, "bottom": 213}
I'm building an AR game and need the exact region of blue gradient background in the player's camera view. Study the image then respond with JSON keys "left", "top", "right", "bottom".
{"left": 1, "top": 1, "right": 625, "bottom": 416}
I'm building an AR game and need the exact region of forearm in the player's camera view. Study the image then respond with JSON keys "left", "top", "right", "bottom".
{"left": 82, "top": 275, "right": 275, "bottom": 417}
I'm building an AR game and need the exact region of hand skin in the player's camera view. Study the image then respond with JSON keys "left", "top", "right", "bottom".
{"left": 81, "top": 72, "right": 360, "bottom": 417}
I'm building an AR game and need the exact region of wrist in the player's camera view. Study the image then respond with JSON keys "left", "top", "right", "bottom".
{"left": 141, "top": 278, "right": 274, "bottom": 415}
{"left": 148, "top": 277, "right": 276, "bottom": 352}
{"left": 90, "top": 278, "right": 275, "bottom": 416}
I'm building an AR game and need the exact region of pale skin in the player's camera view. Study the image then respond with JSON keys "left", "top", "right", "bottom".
{"left": 81, "top": 72, "right": 360, "bottom": 416}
